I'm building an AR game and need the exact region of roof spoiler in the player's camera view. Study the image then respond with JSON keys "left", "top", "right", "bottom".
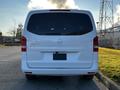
{"left": 49, "top": 9, "right": 71, "bottom": 11}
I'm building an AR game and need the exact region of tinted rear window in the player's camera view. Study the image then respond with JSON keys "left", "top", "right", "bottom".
{"left": 27, "top": 12, "right": 93, "bottom": 35}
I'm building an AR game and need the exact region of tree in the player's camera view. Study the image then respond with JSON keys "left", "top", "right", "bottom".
{"left": 0, "top": 31, "right": 2, "bottom": 36}
{"left": 0, "top": 31, "right": 3, "bottom": 44}
{"left": 16, "top": 24, "right": 23, "bottom": 40}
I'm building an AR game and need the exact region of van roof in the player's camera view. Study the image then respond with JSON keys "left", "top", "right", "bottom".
{"left": 28, "top": 9, "right": 92, "bottom": 15}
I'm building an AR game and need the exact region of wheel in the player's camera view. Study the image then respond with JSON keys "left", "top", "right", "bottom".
{"left": 82, "top": 75, "right": 94, "bottom": 80}
{"left": 25, "top": 74, "right": 36, "bottom": 80}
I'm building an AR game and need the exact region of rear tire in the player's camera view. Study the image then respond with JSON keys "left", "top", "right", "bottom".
{"left": 25, "top": 74, "right": 36, "bottom": 80}
{"left": 82, "top": 75, "right": 94, "bottom": 80}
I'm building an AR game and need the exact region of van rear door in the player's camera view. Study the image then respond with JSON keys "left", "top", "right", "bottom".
{"left": 26, "top": 11, "right": 96, "bottom": 69}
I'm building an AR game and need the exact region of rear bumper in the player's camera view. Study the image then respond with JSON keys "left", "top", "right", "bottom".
{"left": 23, "top": 68, "right": 98, "bottom": 76}
{"left": 21, "top": 61, "right": 98, "bottom": 76}
{"left": 21, "top": 53, "right": 98, "bottom": 76}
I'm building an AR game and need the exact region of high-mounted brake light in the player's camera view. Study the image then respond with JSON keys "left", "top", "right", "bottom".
{"left": 93, "top": 36, "right": 98, "bottom": 52}
{"left": 49, "top": 9, "right": 70, "bottom": 11}
{"left": 21, "top": 36, "right": 26, "bottom": 52}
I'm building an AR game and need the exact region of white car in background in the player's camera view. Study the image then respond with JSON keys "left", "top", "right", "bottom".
{"left": 21, "top": 9, "right": 98, "bottom": 80}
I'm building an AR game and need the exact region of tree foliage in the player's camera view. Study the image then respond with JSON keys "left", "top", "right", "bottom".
{"left": 16, "top": 24, "right": 23, "bottom": 39}
{"left": 0, "top": 32, "right": 2, "bottom": 36}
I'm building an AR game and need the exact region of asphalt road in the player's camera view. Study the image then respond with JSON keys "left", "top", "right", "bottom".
{"left": 0, "top": 46, "right": 108, "bottom": 90}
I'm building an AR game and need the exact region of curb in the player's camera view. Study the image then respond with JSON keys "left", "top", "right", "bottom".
{"left": 95, "top": 72, "right": 120, "bottom": 90}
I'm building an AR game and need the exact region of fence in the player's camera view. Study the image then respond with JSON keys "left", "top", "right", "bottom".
{"left": 98, "top": 30, "right": 120, "bottom": 49}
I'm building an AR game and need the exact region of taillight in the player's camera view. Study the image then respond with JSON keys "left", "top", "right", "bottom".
{"left": 93, "top": 36, "right": 98, "bottom": 52}
{"left": 21, "top": 36, "right": 26, "bottom": 52}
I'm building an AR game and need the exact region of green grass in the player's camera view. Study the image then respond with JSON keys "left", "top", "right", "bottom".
{"left": 99, "top": 47, "right": 120, "bottom": 84}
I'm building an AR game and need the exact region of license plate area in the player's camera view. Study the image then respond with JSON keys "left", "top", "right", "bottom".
{"left": 53, "top": 52, "right": 66, "bottom": 60}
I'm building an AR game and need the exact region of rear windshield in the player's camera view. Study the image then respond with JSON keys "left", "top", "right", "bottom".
{"left": 27, "top": 12, "right": 93, "bottom": 35}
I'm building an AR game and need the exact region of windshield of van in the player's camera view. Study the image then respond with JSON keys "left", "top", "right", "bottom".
{"left": 27, "top": 12, "right": 93, "bottom": 35}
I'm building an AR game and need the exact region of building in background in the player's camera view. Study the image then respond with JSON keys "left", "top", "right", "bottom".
{"left": 98, "top": 25, "right": 120, "bottom": 49}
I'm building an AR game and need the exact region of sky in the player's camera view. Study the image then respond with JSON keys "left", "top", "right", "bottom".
{"left": 0, "top": 0, "right": 119, "bottom": 36}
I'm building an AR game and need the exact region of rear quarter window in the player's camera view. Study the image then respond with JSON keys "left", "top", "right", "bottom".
{"left": 27, "top": 12, "right": 93, "bottom": 35}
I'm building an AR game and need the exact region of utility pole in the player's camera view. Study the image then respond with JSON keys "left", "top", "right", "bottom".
{"left": 99, "top": 0, "right": 114, "bottom": 34}
{"left": 99, "top": 0, "right": 114, "bottom": 47}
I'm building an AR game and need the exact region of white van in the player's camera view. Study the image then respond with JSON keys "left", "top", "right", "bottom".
{"left": 21, "top": 9, "right": 98, "bottom": 80}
